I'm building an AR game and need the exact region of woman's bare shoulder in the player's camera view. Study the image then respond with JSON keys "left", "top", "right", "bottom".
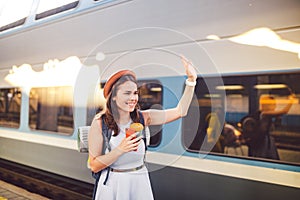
{"left": 90, "top": 113, "right": 103, "bottom": 130}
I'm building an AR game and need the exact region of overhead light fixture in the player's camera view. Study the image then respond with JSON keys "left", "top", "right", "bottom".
{"left": 150, "top": 87, "right": 162, "bottom": 92}
{"left": 216, "top": 85, "right": 244, "bottom": 90}
{"left": 254, "top": 84, "right": 287, "bottom": 89}
{"left": 204, "top": 94, "right": 221, "bottom": 98}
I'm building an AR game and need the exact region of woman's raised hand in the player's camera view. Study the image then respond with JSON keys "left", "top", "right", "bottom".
{"left": 181, "top": 56, "right": 197, "bottom": 82}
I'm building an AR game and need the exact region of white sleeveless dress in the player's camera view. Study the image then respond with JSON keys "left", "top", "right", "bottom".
{"left": 94, "top": 121, "right": 154, "bottom": 200}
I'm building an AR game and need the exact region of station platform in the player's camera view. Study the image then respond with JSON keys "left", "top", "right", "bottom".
{"left": 0, "top": 180, "right": 49, "bottom": 200}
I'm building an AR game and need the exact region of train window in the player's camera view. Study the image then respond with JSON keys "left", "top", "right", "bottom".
{"left": 29, "top": 86, "right": 74, "bottom": 134}
{"left": 0, "top": 88, "right": 21, "bottom": 128}
{"left": 0, "top": 0, "right": 33, "bottom": 32}
{"left": 183, "top": 72, "right": 300, "bottom": 165}
{"left": 35, "top": 0, "right": 79, "bottom": 20}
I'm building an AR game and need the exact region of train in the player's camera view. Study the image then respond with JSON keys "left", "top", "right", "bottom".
{"left": 0, "top": 0, "right": 300, "bottom": 199}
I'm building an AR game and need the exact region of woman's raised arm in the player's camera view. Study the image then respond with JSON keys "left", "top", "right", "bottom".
{"left": 142, "top": 56, "right": 197, "bottom": 125}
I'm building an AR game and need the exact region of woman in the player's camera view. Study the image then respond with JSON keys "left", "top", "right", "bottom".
{"left": 88, "top": 57, "right": 197, "bottom": 200}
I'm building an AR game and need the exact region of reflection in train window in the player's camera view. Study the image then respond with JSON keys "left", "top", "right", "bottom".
{"left": 138, "top": 80, "right": 163, "bottom": 147}
{"left": 0, "top": 88, "right": 21, "bottom": 128}
{"left": 35, "top": 0, "right": 79, "bottom": 20}
{"left": 0, "top": 0, "right": 33, "bottom": 32}
{"left": 183, "top": 72, "right": 300, "bottom": 165}
{"left": 29, "top": 87, "right": 74, "bottom": 134}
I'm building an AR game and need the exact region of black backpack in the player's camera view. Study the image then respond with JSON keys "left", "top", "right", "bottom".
{"left": 92, "top": 111, "right": 147, "bottom": 200}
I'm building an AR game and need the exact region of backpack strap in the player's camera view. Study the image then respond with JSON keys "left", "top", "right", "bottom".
{"left": 138, "top": 111, "right": 147, "bottom": 150}
{"left": 101, "top": 117, "right": 112, "bottom": 152}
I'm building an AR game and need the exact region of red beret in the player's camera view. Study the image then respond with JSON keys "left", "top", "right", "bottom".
{"left": 103, "top": 70, "right": 136, "bottom": 98}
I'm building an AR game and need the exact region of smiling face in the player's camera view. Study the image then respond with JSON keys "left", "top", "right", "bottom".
{"left": 106, "top": 74, "right": 139, "bottom": 120}
{"left": 114, "top": 81, "right": 138, "bottom": 113}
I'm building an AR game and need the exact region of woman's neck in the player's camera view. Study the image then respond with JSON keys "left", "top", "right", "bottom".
{"left": 118, "top": 118, "right": 131, "bottom": 125}
{"left": 117, "top": 110, "right": 131, "bottom": 125}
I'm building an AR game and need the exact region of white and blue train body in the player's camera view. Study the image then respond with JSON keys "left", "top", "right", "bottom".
{"left": 0, "top": 0, "right": 299, "bottom": 199}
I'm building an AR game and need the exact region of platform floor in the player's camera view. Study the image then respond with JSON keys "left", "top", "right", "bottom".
{"left": 0, "top": 180, "right": 49, "bottom": 200}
